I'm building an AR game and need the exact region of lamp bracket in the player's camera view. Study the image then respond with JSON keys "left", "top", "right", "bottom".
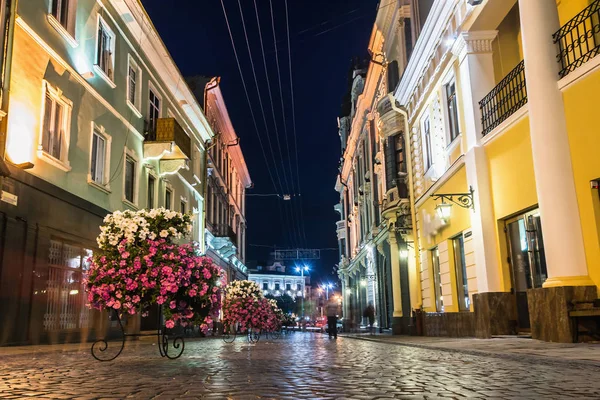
{"left": 430, "top": 186, "right": 475, "bottom": 209}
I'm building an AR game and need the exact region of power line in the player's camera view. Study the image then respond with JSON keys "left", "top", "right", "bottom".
{"left": 252, "top": 0, "right": 303, "bottom": 247}
{"left": 219, "top": 0, "right": 294, "bottom": 248}
{"left": 284, "top": 0, "right": 308, "bottom": 246}
{"left": 235, "top": 0, "right": 298, "bottom": 247}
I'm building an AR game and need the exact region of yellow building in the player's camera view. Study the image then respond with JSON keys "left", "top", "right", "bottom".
{"left": 392, "top": 0, "right": 600, "bottom": 342}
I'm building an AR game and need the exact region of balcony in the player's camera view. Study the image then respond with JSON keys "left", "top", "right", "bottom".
{"left": 479, "top": 60, "right": 527, "bottom": 136}
{"left": 143, "top": 118, "right": 191, "bottom": 161}
{"left": 554, "top": 0, "right": 600, "bottom": 78}
{"left": 213, "top": 223, "right": 237, "bottom": 244}
{"left": 206, "top": 223, "right": 237, "bottom": 260}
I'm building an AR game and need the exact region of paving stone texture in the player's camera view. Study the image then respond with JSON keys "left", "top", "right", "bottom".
{"left": 1, "top": 333, "right": 600, "bottom": 399}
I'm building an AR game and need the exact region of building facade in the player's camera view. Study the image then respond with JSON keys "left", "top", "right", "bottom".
{"left": 248, "top": 262, "right": 309, "bottom": 300}
{"left": 344, "top": 0, "right": 600, "bottom": 342}
{"left": 0, "top": 0, "right": 213, "bottom": 345}
{"left": 188, "top": 76, "right": 252, "bottom": 283}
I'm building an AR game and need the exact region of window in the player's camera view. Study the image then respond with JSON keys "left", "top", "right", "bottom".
{"left": 423, "top": 116, "right": 432, "bottom": 171}
{"left": 90, "top": 130, "right": 106, "bottom": 185}
{"left": 192, "top": 145, "right": 201, "bottom": 178}
{"left": 165, "top": 188, "right": 172, "bottom": 210}
{"left": 286, "top": 283, "right": 291, "bottom": 291}
{"left": 127, "top": 56, "right": 142, "bottom": 114}
{"left": 95, "top": 17, "right": 115, "bottom": 84}
{"left": 431, "top": 247, "right": 443, "bottom": 312}
{"left": 445, "top": 81, "right": 460, "bottom": 142}
{"left": 147, "top": 174, "right": 156, "bottom": 209}
{"left": 49, "top": 0, "right": 77, "bottom": 44}
{"left": 263, "top": 282, "right": 268, "bottom": 290}
{"left": 453, "top": 235, "right": 470, "bottom": 311}
{"left": 275, "top": 283, "right": 280, "bottom": 291}
{"left": 124, "top": 156, "right": 136, "bottom": 204}
{"left": 180, "top": 200, "right": 186, "bottom": 214}
{"left": 41, "top": 84, "right": 72, "bottom": 168}
{"left": 147, "top": 87, "right": 161, "bottom": 138}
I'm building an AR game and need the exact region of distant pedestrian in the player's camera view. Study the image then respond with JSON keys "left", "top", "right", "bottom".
{"left": 326, "top": 299, "right": 339, "bottom": 339}
{"left": 364, "top": 303, "right": 375, "bottom": 334}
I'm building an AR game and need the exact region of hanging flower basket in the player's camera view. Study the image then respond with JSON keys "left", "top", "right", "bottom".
{"left": 85, "top": 208, "right": 223, "bottom": 361}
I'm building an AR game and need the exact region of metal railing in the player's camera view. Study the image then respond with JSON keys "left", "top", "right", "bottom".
{"left": 213, "top": 223, "right": 237, "bottom": 244}
{"left": 479, "top": 60, "right": 527, "bottom": 136}
{"left": 554, "top": 0, "right": 600, "bottom": 78}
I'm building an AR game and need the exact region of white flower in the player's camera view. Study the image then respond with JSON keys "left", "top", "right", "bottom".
{"left": 159, "top": 230, "right": 169, "bottom": 238}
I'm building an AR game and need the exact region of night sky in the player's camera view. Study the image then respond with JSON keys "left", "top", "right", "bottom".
{"left": 140, "top": 0, "right": 378, "bottom": 283}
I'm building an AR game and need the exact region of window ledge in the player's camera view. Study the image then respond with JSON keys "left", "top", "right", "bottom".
{"left": 122, "top": 198, "right": 139, "bottom": 210}
{"left": 446, "top": 134, "right": 461, "bottom": 152}
{"left": 38, "top": 150, "right": 71, "bottom": 172}
{"left": 93, "top": 65, "right": 117, "bottom": 89}
{"left": 47, "top": 15, "right": 78, "bottom": 48}
{"left": 87, "top": 176, "right": 111, "bottom": 194}
{"left": 126, "top": 100, "right": 143, "bottom": 118}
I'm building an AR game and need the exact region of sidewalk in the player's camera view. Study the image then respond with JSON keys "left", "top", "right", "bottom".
{"left": 341, "top": 333, "right": 600, "bottom": 367}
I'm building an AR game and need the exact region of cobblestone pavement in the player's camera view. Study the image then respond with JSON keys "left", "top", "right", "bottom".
{"left": 1, "top": 333, "right": 600, "bottom": 399}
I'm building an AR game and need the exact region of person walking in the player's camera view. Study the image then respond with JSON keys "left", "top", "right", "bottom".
{"left": 364, "top": 302, "right": 375, "bottom": 335}
{"left": 326, "top": 298, "right": 339, "bottom": 339}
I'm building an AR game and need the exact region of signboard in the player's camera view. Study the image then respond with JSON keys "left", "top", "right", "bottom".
{"left": 1, "top": 191, "right": 17, "bottom": 206}
{"left": 275, "top": 249, "right": 320, "bottom": 260}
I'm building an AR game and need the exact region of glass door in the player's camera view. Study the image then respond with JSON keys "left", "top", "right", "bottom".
{"left": 505, "top": 209, "right": 548, "bottom": 331}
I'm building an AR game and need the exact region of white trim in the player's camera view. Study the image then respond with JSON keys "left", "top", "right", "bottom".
{"left": 481, "top": 105, "right": 529, "bottom": 147}
{"left": 415, "top": 155, "right": 465, "bottom": 209}
{"left": 126, "top": 54, "right": 143, "bottom": 116}
{"left": 87, "top": 122, "right": 112, "bottom": 192}
{"left": 122, "top": 146, "right": 139, "bottom": 207}
{"left": 93, "top": 65, "right": 117, "bottom": 89}
{"left": 38, "top": 81, "right": 73, "bottom": 172}
{"left": 558, "top": 54, "right": 600, "bottom": 92}
{"left": 148, "top": 81, "right": 163, "bottom": 129}
{"left": 46, "top": 14, "right": 78, "bottom": 48}
{"left": 16, "top": 17, "right": 145, "bottom": 141}
{"left": 94, "top": 15, "right": 117, "bottom": 88}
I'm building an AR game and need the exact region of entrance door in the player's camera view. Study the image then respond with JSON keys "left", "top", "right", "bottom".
{"left": 505, "top": 210, "right": 548, "bottom": 331}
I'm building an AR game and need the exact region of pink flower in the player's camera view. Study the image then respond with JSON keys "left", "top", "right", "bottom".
{"left": 165, "top": 320, "right": 175, "bottom": 329}
{"left": 169, "top": 300, "right": 177, "bottom": 309}
{"left": 113, "top": 300, "right": 121, "bottom": 309}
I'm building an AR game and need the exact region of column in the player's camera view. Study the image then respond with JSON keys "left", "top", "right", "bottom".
{"left": 518, "top": 0, "right": 592, "bottom": 286}
{"left": 452, "top": 31, "right": 503, "bottom": 293}
{"left": 388, "top": 232, "right": 403, "bottom": 318}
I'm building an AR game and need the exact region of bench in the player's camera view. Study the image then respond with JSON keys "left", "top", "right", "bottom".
{"left": 570, "top": 300, "right": 600, "bottom": 342}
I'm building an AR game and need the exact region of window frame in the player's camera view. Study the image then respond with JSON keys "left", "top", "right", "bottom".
{"left": 47, "top": 0, "right": 78, "bottom": 48}
{"left": 431, "top": 247, "right": 443, "bottom": 312}
{"left": 87, "top": 123, "right": 112, "bottom": 192}
{"left": 122, "top": 147, "right": 139, "bottom": 208}
{"left": 180, "top": 196, "right": 188, "bottom": 214}
{"left": 39, "top": 81, "right": 73, "bottom": 172}
{"left": 147, "top": 82, "right": 162, "bottom": 138}
{"left": 444, "top": 79, "right": 461, "bottom": 145}
{"left": 93, "top": 15, "right": 116, "bottom": 88}
{"left": 146, "top": 169, "right": 157, "bottom": 209}
{"left": 126, "top": 55, "right": 142, "bottom": 117}
{"left": 164, "top": 184, "right": 173, "bottom": 210}
{"left": 421, "top": 114, "right": 433, "bottom": 173}
{"left": 453, "top": 234, "right": 470, "bottom": 312}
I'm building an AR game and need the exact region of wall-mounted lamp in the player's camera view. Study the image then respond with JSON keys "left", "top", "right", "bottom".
{"left": 431, "top": 186, "right": 475, "bottom": 222}
{"left": 14, "top": 162, "right": 34, "bottom": 170}
{"left": 360, "top": 280, "right": 367, "bottom": 287}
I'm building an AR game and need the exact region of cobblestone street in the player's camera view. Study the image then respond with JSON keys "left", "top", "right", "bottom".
{"left": 1, "top": 333, "right": 600, "bottom": 399}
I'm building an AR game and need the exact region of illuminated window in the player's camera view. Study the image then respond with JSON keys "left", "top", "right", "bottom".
{"left": 453, "top": 235, "right": 470, "bottom": 311}
{"left": 41, "top": 84, "right": 72, "bottom": 168}
{"left": 50, "top": 0, "right": 77, "bottom": 39}
{"left": 127, "top": 56, "right": 142, "bottom": 113}
{"left": 147, "top": 86, "right": 161, "bottom": 138}
{"left": 95, "top": 17, "right": 115, "bottom": 83}
{"left": 89, "top": 128, "right": 110, "bottom": 186}
{"left": 431, "top": 247, "right": 443, "bottom": 312}
{"left": 445, "top": 81, "right": 460, "bottom": 142}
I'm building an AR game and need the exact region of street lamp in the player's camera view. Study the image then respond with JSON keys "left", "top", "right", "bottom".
{"left": 320, "top": 283, "right": 333, "bottom": 300}
{"left": 295, "top": 265, "right": 309, "bottom": 323}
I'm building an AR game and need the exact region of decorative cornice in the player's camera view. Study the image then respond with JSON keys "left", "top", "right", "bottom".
{"left": 451, "top": 31, "right": 498, "bottom": 60}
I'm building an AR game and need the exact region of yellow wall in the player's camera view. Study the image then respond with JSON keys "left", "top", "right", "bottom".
{"left": 485, "top": 116, "right": 538, "bottom": 291}
{"left": 562, "top": 71, "right": 600, "bottom": 290}
{"left": 557, "top": 0, "right": 595, "bottom": 26}
{"left": 492, "top": 3, "right": 523, "bottom": 84}
{"left": 417, "top": 166, "right": 471, "bottom": 312}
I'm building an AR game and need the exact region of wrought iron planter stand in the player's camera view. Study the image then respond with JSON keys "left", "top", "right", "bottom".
{"left": 91, "top": 308, "right": 185, "bottom": 362}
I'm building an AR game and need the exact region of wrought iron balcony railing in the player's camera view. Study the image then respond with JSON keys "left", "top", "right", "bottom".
{"left": 479, "top": 60, "right": 527, "bottom": 136}
{"left": 213, "top": 223, "right": 237, "bottom": 244}
{"left": 144, "top": 118, "right": 191, "bottom": 160}
{"left": 553, "top": 0, "right": 600, "bottom": 78}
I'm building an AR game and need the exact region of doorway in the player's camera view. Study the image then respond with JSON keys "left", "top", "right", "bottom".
{"left": 505, "top": 209, "right": 548, "bottom": 331}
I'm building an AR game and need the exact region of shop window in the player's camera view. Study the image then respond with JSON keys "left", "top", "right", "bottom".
{"left": 453, "top": 235, "right": 470, "bottom": 311}
{"left": 44, "top": 239, "right": 93, "bottom": 331}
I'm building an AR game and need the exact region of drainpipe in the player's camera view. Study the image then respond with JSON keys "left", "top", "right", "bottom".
{"left": 390, "top": 98, "right": 422, "bottom": 310}
{"left": 202, "top": 77, "right": 220, "bottom": 255}
{"left": 0, "top": 0, "right": 18, "bottom": 182}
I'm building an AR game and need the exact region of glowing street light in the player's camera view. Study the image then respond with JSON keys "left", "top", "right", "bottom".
{"left": 295, "top": 265, "right": 310, "bottom": 323}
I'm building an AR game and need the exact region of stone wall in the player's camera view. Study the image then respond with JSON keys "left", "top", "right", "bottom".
{"left": 422, "top": 312, "right": 475, "bottom": 337}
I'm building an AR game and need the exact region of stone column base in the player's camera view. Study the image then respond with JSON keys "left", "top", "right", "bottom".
{"left": 527, "top": 286, "right": 597, "bottom": 343}
{"left": 392, "top": 316, "right": 411, "bottom": 335}
{"left": 473, "top": 292, "right": 517, "bottom": 338}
